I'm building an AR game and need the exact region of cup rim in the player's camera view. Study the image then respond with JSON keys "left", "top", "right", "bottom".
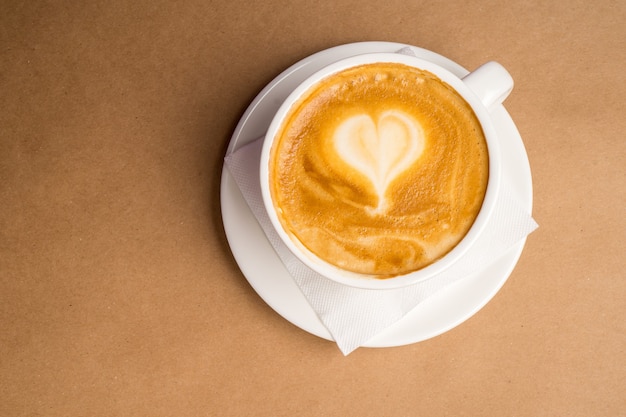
{"left": 260, "top": 52, "right": 502, "bottom": 290}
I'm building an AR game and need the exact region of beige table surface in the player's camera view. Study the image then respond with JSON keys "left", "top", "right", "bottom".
{"left": 1, "top": 0, "right": 624, "bottom": 415}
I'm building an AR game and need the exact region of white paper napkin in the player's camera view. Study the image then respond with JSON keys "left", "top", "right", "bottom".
{"left": 224, "top": 138, "right": 538, "bottom": 355}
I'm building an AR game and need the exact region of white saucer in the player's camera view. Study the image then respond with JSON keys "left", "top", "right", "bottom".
{"left": 220, "top": 42, "right": 533, "bottom": 348}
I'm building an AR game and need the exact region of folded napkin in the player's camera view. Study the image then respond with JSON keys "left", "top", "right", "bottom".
{"left": 225, "top": 138, "right": 538, "bottom": 355}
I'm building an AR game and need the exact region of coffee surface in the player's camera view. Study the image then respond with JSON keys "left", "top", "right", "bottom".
{"left": 269, "top": 62, "right": 489, "bottom": 277}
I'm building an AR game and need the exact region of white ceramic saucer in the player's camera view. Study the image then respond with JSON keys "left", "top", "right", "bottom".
{"left": 220, "top": 42, "right": 533, "bottom": 348}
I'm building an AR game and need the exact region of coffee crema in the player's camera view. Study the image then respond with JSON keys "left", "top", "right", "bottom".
{"left": 269, "top": 62, "right": 489, "bottom": 277}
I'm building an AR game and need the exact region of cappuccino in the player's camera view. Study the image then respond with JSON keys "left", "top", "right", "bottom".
{"left": 268, "top": 62, "right": 489, "bottom": 277}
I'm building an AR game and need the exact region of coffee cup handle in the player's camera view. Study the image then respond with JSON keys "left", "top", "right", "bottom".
{"left": 461, "top": 61, "right": 514, "bottom": 110}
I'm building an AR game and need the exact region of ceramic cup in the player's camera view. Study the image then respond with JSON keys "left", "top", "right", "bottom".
{"left": 260, "top": 52, "right": 513, "bottom": 289}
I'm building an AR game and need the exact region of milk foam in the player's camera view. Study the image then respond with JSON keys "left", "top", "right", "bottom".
{"left": 269, "top": 62, "right": 489, "bottom": 277}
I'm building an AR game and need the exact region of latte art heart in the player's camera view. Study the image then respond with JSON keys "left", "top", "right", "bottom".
{"left": 333, "top": 110, "right": 424, "bottom": 208}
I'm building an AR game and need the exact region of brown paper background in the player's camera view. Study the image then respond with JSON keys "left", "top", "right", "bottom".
{"left": 1, "top": 0, "right": 624, "bottom": 415}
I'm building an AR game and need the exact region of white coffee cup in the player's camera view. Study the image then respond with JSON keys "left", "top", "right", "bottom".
{"left": 260, "top": 52, "right": 513, "bottom": 289}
